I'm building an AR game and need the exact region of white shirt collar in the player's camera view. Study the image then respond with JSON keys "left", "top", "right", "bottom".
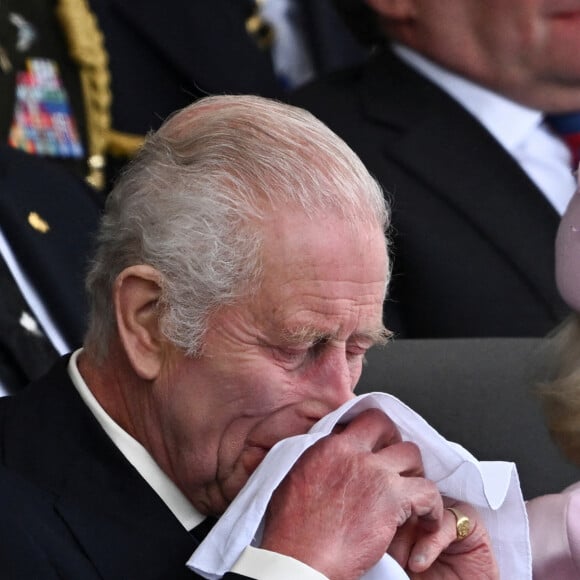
{"left": 67, "top": 349, "right": 204, "bottom": 531}
{"left": 392, "top": 43, "right": 544, "bottom": 152}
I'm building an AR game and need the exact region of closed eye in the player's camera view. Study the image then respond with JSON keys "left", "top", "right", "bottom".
{"left": 272, "top": 346, "right": 310, "bottom": 367}
{"left": 346, "top": 341, "right": 374, "bottom": 366}
{"left": 272, "top": 337, "right": 327, "bottom": 368}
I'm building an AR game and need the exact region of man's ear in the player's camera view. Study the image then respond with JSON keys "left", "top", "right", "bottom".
{"left": 364, "top": 0, "right": 416, "bottom": 20}
{"left": 114, "top": 265, "right": 166, "bottom": 381}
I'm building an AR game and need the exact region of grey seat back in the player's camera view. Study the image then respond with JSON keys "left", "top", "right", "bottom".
{"left": 356, "top": 338, "right": 580, "bottom": 499}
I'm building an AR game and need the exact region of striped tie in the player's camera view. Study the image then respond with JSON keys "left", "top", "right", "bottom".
{"left": 546, "top": 113, "right": 580, "bottom": 169}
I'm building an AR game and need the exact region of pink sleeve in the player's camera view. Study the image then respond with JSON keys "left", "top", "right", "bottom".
{"left": 527, "top": 482, "right": 580, "bottom": 580}
{"left": 567, "top": 487, "right": 580, "bottom": 573}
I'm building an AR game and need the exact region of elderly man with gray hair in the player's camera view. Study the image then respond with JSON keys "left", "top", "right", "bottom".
{"left": 0, "top": 95, "right": 496, "bottom": 579}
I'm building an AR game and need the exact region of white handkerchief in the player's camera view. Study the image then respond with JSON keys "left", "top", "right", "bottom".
{"left": 187, "top": 392, "right": 531, "bottom": 579}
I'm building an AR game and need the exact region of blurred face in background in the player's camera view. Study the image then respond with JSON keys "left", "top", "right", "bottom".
{"left": 370, "top": 0, "right": 580, "bottom": 111}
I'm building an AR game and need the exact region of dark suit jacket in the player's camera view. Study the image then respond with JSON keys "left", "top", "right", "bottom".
{"left": 0, "top": 146, "right": 102, "bottom": 391}
{"left": 88, "top": 0, "right": 283, "bottom": 136}
{"left": 292, "top": 0, "right": 368, "bottom": 84}
{"left": 0, "top": 357, "right": 251, "bottom": 579}
{"left": 291, "top": 47, "right": 569, "bottom": 338}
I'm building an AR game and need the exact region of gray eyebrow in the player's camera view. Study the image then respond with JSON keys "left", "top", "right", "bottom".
{"left": 280, "top": 325, "right": 392, "bottom": 346}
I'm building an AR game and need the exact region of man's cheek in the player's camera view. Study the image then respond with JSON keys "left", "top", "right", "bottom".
{"left": 215, "top": 443, "right": 270, "bottom": 509}
{"left": 241, "top": 445, "right": 270, "bottom": 477}
{"left": 246, "top": 398, "right": 332, "bottom": 449}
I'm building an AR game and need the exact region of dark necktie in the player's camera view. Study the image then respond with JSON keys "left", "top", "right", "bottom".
{"left": 189, "top": 516, "right": 218, "bottom": 546}
{"left": 0, "top": 251, "right": 58, "bottom": 392}
{"left": 545, "top": 112, "right": 580, "bottom": 169}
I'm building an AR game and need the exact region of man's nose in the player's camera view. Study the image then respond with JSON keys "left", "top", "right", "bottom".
{"left": 311, "top": 347, "right": 356, "bottom": 407}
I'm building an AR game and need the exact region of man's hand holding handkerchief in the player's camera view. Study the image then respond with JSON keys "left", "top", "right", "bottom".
{"left": 188, "top": 393, "right": 530, "bottom": 579}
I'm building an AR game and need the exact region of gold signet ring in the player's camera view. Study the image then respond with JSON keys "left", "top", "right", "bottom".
{"left": 446, "top": 506, "right": 471, "bottom": 541}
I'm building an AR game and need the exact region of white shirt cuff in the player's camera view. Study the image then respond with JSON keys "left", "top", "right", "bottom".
{"left": 230, "top": 545, "right": 328, "bottom": 580}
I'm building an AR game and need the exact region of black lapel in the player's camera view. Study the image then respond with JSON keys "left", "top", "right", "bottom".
{"left": 55, "top": 455, "right": 197, "bottom": 579}
{"left": 359, "top": 50, "right": 565, "bottom": 318}
{"left": 0, "top": 250, "right": 58, "bottom": 390}
{"left": 1, "top": 360, "right": 198, "bottom": 579}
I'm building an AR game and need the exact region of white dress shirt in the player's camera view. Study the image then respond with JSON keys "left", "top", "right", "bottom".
{"left": 67, "top": 350, "right": 325, "bottom": 579}
{"left": 393, "top": 43, "right": 577, "bottom": 216}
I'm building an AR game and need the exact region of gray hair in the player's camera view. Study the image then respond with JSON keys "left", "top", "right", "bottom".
{"left": 84, "top": 95, "right": 388, "bottom": 360}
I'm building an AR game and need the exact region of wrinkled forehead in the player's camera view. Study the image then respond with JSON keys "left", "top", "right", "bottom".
{"left": 258, "top": 208, "right": 389, "bottom": 291}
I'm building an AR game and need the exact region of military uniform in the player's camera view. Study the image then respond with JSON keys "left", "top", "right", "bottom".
{"left": 0, "top": 1, "right": 286, "bottom": 392}
{"left": 0, "top": 0, "right": 286, "bottom": 193}
{"left": 0, "top": 1, "right": 89, "bottom": 180}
